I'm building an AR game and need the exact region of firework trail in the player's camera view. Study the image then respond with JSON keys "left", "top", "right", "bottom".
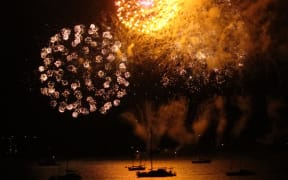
{"left": 38, "top": 24, "right": 130, "bottom": 117}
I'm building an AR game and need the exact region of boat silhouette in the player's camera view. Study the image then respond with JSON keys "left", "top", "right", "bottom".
{"left": 191, "top": 135, "right": 212, "bottom": 164}
{"left": 137, "top": 167, "right": 176, "bottom": 177}
{"left": 226, "top": 168, "right": 256, "bottom": 176}
{"left": 191, "top": 158, "right": 212, "bottom": 164}
{"left": 38, "top": 145, "right": 58, "bottom": 166}
{"left": 136, "top": 128, "right": 176, "bottom": 178}
{"left": 128, "top": 164, "right": 146, "bottom": 171}
{"left": 48, "top": 170, "right": 81, "bottom": 180}
{"left": 226, "top": 155, "right": 255, "bottom": 176}
{"left": 49, "top": 160, "right": 81, "bottom": 180}
{"left": 38, "top": 155, "right": 58, "bottom": 166}
{"left": 127, "top": 149, "right": 146, "bottom": 171}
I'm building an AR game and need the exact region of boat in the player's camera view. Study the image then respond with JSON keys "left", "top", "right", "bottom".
{"left": 191, "top": 158, "right": 212, "bottom": 164}
{"left": 127, "top": 150, "right": 146, "bottom": 171}
{"left": 191, "top": 139, "right": 212, "bottom": 164}
{"left": 226, "top": 154, "right": 255, "bottom": 176}
{"left": 136, "top": 128, "right": 176, "bottom": 178}
{"left": 38, "top": 155, "right": 58, "bottom": 166}
{"left": 128, "top": 164, "right": 146, "bottom": 171}
{"left": 137, "top": 167, "right": 176, "bottom": 177}
{"left": 226, "top": 169, "right": 256, "bottom": 176}
{"left": 48, "top": 169, "right": 81, "bottom": 180}
{"left": 49, "top": 160, "right": 82, "bottom": 180}
{"left": 38, "top": 145, "right": 58, "bottom": 166}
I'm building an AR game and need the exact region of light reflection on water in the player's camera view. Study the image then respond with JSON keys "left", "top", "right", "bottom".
{"left": 30, "top": 158, "right": 287, "bottom": 180}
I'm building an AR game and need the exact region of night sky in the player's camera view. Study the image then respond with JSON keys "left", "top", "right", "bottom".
{"left": 2, "top": 0, "right": 288, "bottom": 157}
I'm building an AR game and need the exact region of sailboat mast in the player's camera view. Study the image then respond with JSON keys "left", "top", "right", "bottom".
{"left": 150, "top": 127, "right": 154, "bottom": 170}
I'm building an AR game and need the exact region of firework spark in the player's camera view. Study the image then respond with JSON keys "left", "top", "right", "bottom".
{"left": 115, "top": 0, "right": 180, "bottom": 34}
{"left": 38, "top": 24, "right": 130, "bottom": 117}
{"left": 114, "top": 0, "right": 251, "bottom": 93}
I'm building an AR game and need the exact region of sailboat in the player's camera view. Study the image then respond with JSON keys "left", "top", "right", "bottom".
{"left": 191, "top": 158, "right": 211, "bottom": 164}
{"left": 225, "top": 157, "right": 255, "bottom": 176}
{"left": 48, "top": 160, "right": 81, "bottom": 180}
{"left": 48, "top": 171, "right": 81, "bottom": 180}
{"left": 136, "top": 128, "right": 176, "bottom": 177}
{"left": 226, "top": 169, "right": 256, "bottom": 176}
{"left": 191, "top": 149, "right": 212, "bottom": 164}
{"left": 38, "top": 145, "right": 58, "bottom": 166}
{"left": 191, "top": 135, "right": 212, "bottom": 164}
{"left": 128, "top": 164, "right": 146, "bottom": 171}
{"left": 38, "top": 154, "right": 58, "bottom": 166}
{"left": 127, "top": 150, "right": 146, "bottom": 171}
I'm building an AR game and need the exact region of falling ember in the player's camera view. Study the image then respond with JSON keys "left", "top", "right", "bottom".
{"left": 38, "top": 24, "right": 130, "bottom": 117}
{"left": 115, "top": 0, "right": 180, "bottom": 34}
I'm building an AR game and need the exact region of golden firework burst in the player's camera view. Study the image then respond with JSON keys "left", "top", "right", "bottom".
{"left": 115, "top": 0, "right": 180, "bottom": 34}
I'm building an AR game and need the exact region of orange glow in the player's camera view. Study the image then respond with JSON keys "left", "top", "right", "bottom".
{"left": 115, "top": 0, "right": 180, "bottom": 34}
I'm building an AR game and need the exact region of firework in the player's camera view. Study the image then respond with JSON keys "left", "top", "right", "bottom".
{"left": 38, "top": 24, "right": 130, "bottom": 117}
{"left": 115, "top": 0, "right": 180, "bottom": 34}
{"left": 159, "top": 0, "right": 250, "bottom": 93}
{"left": 114, "top": 0, "right": 251, "bottom": 94}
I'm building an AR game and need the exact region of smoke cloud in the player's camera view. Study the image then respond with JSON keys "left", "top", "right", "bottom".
{"left": 257, "top": 97, "right": 288, "bottom": 144}
{"left": 238, "top": 0, "right": 288, "bottom": 56}
{"left": 231, "top": 96, "right": 252, "bottom": 138}
{"left": 121, "top": 97, "right": 194, "bottom": 150}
